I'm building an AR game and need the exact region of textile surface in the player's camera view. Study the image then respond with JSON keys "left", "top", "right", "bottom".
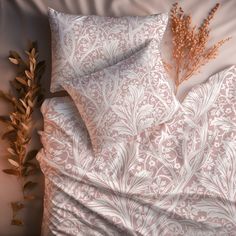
{"left": 49, "top": 9, "right": 167, "bottom": 92}
{"left": 0, "top": 1, "right": 236, "bottom": 235}
{"left": 38, "top": 66, "right": 236, "bottom": 235}
{"left": 61, "top": 41, "right": 175, "bottom": 154}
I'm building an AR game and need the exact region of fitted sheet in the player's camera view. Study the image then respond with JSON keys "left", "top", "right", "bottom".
{"left": 0, "top": 0, "right": 236, "bottom": 236}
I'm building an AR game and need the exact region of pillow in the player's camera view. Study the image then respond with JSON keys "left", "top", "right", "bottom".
{"left": 48, "top": 8, "right": 168, "bottom": 92}
{"left": 61, "top": 41, "right": 177, "bottom": 154}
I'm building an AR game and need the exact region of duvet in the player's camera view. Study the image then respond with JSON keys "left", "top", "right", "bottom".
{"left": 37, "top": 66, "right": 236, "bottom": 235}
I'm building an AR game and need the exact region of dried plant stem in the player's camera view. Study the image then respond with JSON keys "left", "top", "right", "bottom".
{"left": 0, "top": 42, "right": 45, "bottom": 226}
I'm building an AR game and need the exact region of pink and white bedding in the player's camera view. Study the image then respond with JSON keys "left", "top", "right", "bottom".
{"left": 1, "top": 1, "right": 236, "bottom": 236}
{"left": 48, "top": 8, "right": 168, "bottom": 92}
{"left": 60, "top": 41, "right": 175, "bottom": 155}
{"left": 35, "top": 1, "right": 236, "bottom": 236}
{"left": 38, "top": 65, "right": 236, "bottom": 235}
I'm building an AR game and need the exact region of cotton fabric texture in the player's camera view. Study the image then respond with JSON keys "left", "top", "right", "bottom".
{"left": 38, "top": 66, "right": 236, "bottom": 235}
{"left": 38, "top": 7, "right": 236, "bottom": 236}
{"left": 61, "top": 41, "right": 175, "bottom": 155}
{"left": 48, "top": 8, "right": 168, "bottom": 92}
{"left": 1, "top": 1, "right": 236, "bottom": 236}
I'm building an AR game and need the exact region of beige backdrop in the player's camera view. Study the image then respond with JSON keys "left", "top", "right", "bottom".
{"left": 0, "top": 0, "right": 235, "bottom": 235}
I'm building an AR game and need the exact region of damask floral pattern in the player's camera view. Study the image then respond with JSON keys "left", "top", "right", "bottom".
{"left": 48, "top": 8, "right": 168, "bottom": 92}
{"left": 37, "top": 66, "right": 236, "bottom": 235}
{"left": 61, "top": 41, "right": 176, "bottom": 154}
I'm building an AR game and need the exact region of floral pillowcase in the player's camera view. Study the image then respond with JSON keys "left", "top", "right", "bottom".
{"left": 60, "top": 41, "right": 176, "bottom": 155}
{"left": 48, "top": 8, "right": 168, "bottom": 92}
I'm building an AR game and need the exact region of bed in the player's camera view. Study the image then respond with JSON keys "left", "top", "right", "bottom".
{"left": 0, "top": 0, "right": 236, "bottom": 235}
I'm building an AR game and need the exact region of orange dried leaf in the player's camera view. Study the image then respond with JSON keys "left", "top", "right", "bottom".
{"left": 7, "top": 148, "right": 16, "bottom": 156}
{"left": 26, "top": 106, "right": 31, "bottom": 116}
{"left": 19, "top": 99, "right": 27, "bottom": 109}
{"left": 9, "top": 57, "right": 19, "bottom": 65}
{"left": 25, "top": 70, "right": 33, "bottom": 79}
{"left": 15, "top": 77, "right": 27, "bottom": 86}
{"left": 22, "top": 123, "right": 29, "bottom": 130}
{"left": 8, "top": 158, "right": 19, "bottom": 167}
{"left": 27, "top": 79, "right": 31, "bottom": 87}
{"left": 31, "top": 48, "right": 36, "bottom": 56}
{"left": 2, "top": 169, "right": 19, "bottom": 176}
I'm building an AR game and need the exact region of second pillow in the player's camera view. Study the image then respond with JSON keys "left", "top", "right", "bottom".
{"left": 61, "top": 41, "right": 176, "bottom": 155}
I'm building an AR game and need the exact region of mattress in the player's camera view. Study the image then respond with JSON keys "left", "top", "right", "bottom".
{"left": 0, "top": 0, "right": 236, "bottom": 236}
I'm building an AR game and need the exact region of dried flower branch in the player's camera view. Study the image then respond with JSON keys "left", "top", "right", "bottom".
{"left": 165, "top": 3, "right": 230, "bottom": 93}
{"left": 0, "top": 41, "right": 45, "bottom": 226}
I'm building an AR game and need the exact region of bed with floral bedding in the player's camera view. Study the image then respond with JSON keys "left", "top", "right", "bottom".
{"left": 37, "top": 64, "right": 236, "bottom": 235}
{"left": 1, "top": 1, "right": 236, "bottom": 236}
{"left": 0, "top": 0, "right": 223, "bottom": 234}
{"left": 33, "top": 2, "right": 236, "bottom": 234}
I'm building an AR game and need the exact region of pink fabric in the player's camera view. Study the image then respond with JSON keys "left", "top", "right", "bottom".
{"left": 37, "top": 65, "right": 236, "bottom": 235}
{"left": 60, "top": 41, "right": 174, "bottom": 155}
{"left": 0, "top": 1, "right": 236, "bottom": 236}
{"left": 48, "top": 8, "right": 168, "bottom": 92}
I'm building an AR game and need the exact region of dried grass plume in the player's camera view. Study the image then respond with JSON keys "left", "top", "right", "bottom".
{"left": 165, "top": 3, "right": 230, "bottom": 93}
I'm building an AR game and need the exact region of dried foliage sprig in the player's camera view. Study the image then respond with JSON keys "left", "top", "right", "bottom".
{"left": 165, "top": 3, "right": 230, "bottom": 93}
{"left": 0, "top": 42, "right": 45, "bottom": 225}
